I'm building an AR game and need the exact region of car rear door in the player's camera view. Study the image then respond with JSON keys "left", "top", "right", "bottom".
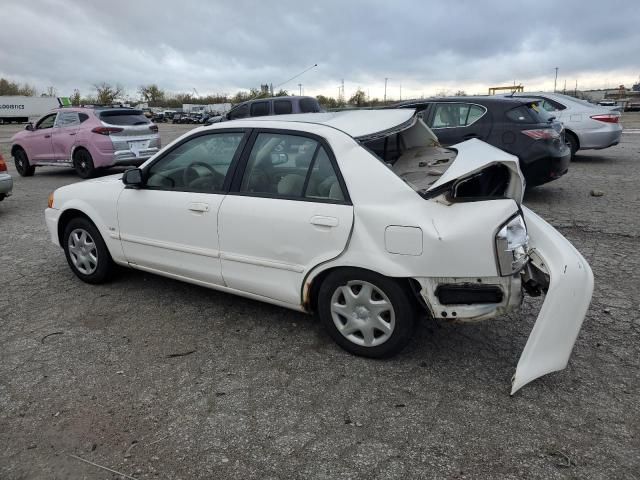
{"left": 425, "top": 102, "right": 491, "bottom": 145}
{"left": 218, "top": 130, "right": 353, "bottom": 306}
{"left": 51, "top": 111, "right": 82, "bottom": 162}
{"left": 116, "top": 129, "right": 248, "bottom": 285}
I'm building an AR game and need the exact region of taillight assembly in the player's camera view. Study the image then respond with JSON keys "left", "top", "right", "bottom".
{"left": 590, "top": 114, "right": 619, "bottom": 123}
{"left": 521, "top": 129, "right": 560, "bottom": 140}
{"left": 91, "top": 126, "right": 124, "bottom": 135}
{"left": 149, "top": 124, "right": 158, "bottom": 133}
{"left": 0, "top": 154, "right": 7, "bottom": 172}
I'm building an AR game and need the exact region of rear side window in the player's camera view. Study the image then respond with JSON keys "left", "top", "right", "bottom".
{"left": 56, "top": 112, "right": 81, "bottom": 127}
{"left": 274, "top": 100, "right": 293, "bottom": 115}
{"left": 299, "top": 98, "right": 321, "bottom": 113}
{"left": 79, "top": 113, "right": 89, "bottom": 123}
{"left": 99, "top": 109, "right": 150, "bottom": 125}
{"left": 506, "top": 103, "right": 554, "bottom": 123}
{"left": 431, "top": 103, "right": 486, "bottom": 128}
{"left": 250, "top": 101, "right": 270, "bottom": 117}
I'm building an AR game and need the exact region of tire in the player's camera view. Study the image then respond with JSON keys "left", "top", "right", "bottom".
{"left": 63, "top": 217, "right": 114, "bottom": 284}
{"left": 73, "top": 149, "right": 96, "bottom": 179}
{"left": 565, "top": 131, "right": 579, "bottom": 159}
{"left": 317, "top": 268, "right": 416, "bottom": 358}
{"left": 14, "top": 148, "right": 35, "bottom": 177}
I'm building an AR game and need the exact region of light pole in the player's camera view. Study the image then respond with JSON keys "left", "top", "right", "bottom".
{"left": 554, "top": 67, "right": 559, "bottom": 93}
{"left": 384, "top": 77, "right": 389, "bottom": 103}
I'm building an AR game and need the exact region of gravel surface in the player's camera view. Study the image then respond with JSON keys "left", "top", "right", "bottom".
{"left": 1, "top": 116, "right": 638, "bottom": 479}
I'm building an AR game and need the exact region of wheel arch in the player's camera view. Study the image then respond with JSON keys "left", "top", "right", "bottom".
{"left": 57, "top": 208, "right": 98, "bottom": 246}
{"left": 565, "top": 129, "right": 580, "bottom": 149}
{"left": 11, "top": 143, "right": 26, "bottom": 157}
{"left": 302, "top": 264, "right": 423, "bottom": 314}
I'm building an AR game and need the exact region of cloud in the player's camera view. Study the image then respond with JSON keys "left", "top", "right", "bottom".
{"left": 1, "top": 0, "right": 638, "bottom": 99}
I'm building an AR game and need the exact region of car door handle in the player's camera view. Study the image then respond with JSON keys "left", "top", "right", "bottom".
{"left": 310, "top": 215, "right": 338, "bottom": 227}
{"left": 44, "top": 134, "right": 51, "bottom": 138}
{"left": 188, "top": 202, "right": 209, "bottom": 213}
{"left": 69, "top": 132, "right": 76, "bottom": 136}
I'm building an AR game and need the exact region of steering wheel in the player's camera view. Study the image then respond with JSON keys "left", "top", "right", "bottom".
{"left": 182, "top": 161, "right": 224, "bottom": 189}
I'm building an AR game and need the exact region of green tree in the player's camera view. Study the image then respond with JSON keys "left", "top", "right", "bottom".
{"left": 71, "top": 89, "right": 81, "bottom": 106}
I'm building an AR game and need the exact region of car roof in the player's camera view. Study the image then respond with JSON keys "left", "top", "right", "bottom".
{"left": 229, "top": 109, "right": 416, "bottom": 139}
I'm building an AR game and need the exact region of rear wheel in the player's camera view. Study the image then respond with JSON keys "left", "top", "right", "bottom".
{"left": 14, "top": 148, "right": 35, "bottom": 177}
{"left": 73, "top": 149, "right": 96, "bottom": 179}
{"left": 565, "top": 131, "right": 579, "bottom": 159}
{"left": 63, "top": 217, "right": 114, "bottom": 284}
{"left": 318, "top": 268, "right": 416, "bottom": 358}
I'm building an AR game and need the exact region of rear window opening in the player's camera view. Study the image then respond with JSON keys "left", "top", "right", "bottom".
{"left": 506, "top": 102, "right": 555, "bottom": 124}
{"left": 451, "top": 164, "right": 510, "bottom": 199}
{"left": 99, "top": 109, "right": 150, "bottom": 126}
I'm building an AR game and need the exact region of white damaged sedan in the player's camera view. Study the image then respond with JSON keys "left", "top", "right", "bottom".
{"left": 44, "top": 110, "right": 593, "bottom": 393}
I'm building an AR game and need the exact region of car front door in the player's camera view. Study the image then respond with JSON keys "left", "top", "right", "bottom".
{"left": 426, "top": 102, "right": 491, "bottom": 145}
{"left": 218, "top": 130, "right": 354, "bottom": 306}
{"left": 51, "top": 111, "right": 82, "bottom": 162}
{"left": 116, "top": 130, "right": 248, "bottom": 285}
{"left": 28, "top": 113, "right": 57, "bottom": 162}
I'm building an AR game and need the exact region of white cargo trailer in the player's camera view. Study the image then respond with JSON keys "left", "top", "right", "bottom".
{"left": 0, "top": 96, "right": 66, "bottom": 124}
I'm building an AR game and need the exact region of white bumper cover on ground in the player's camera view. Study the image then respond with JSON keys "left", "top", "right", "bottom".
{"left": 512, "top": 207, "right": 594, "bottom": 394}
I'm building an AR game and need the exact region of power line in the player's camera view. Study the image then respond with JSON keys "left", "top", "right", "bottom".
{"left": 274, "top": 64, "right": 318, "bottom": 90}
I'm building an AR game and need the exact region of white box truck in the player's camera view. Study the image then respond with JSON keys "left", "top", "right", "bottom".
{"left": 0, "top": 96, "right": 68, "bottom": 124}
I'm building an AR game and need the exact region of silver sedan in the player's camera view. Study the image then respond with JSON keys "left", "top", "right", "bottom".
{"left": 511, "top": 92, "right": 622, "bottom": 158}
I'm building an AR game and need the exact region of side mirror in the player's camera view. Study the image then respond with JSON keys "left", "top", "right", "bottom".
{"left": 25, "top": 123, "right": 34, "bottom": 131}
{"left": 270, "top": 152, "right": 288, "bottom": 165}
{"left": 122, "top": 168, "right": 143, "bottom": 187}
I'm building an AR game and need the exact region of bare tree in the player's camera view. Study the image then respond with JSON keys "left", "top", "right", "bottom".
{"left": 71, "top": 89, "right": 81, "bottom": 106}
{"left": 93, "top": 82, "right": 124, "bottom": 104}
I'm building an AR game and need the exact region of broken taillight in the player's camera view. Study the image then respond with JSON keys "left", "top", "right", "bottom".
{"left": 590, "top": 114, "right": 619, "bottom": 123}
{"left": 521, "top": 129, "right": 560, "bottom": 140}
{"left": 0, "top": 154, "right": 7, "bottom": 172}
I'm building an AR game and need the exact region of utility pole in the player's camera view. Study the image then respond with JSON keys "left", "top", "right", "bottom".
{"left": 399, "top": 83, "right": 402, "bottom": 101}
{"left": 554, "top": 67, "right": 559, "bottom": 93}
{"left": 298, "top": 84, "right": 303, "bottom": 96}
{"left": 563, "top": 79, "right": 567, "bottom": 94}
{"left": 384, "top": 77, "right": 389, "bottom": 103}
{"left": 574, "top": 80, "right": 578, "bottom": 96}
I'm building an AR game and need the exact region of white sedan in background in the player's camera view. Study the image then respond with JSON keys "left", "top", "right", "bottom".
{"left": 44, "top": 110, "right": 593, "bottom": 394}
{"left": 508, "top": 92, "right": 622, "bottom": 158}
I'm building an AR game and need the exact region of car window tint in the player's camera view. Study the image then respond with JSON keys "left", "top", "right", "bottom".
{"left": 250, "top": 102, "right": 270, "bottom": 117}
{"left": 146, "top": 132, "right": 244, "bottom": 193}
{"left": 56, "top": 112, "right": 81, "bottom": 127}
{"left": 240, "top": 133, "right": 319, "bottom": 197}
{"left": 274, "top": 100, "right": 293, "bottom": 115}
{"left": 99, "top": 110, "right": 150, "bottom": 126}
{"left": 228, "top": 104, "right": 249, "bottom": 120}
{"left": 79, "top": 113, "right": 89, "bottom": 123}
{"left": 304, "top": 147, "right": 344, "bottom": 201}
{"left": 36, "top": 113, "right": 57, "bottom": 129}
{"left": 431, "top": 103, "right": 485, "bottom": 128}
{"left": 300, "top": 98, "right": 321, "bottom": 113}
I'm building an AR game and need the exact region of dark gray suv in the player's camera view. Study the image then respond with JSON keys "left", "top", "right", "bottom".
{"left": 207, "top": 96, "right": 322, "bottom": 125}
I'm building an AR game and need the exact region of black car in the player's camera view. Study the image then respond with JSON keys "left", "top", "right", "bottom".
{"left": 390, "top": 97, "right": 571, "bottom": 186}
{"left": 206, "top": 96, "right": 323, "bottom": 125}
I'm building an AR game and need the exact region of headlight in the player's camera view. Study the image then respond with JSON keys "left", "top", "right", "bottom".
{"left": 495, "top": 214, "right": 529, "bottom": 275}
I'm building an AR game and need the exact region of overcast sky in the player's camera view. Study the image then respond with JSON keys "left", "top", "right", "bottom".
{"left": 1, "top": 0, "right": 639, "bottom": 100}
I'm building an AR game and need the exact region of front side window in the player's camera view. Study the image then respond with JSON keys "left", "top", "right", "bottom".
{"left": 36, "top": 113, "right": 57, "bottom": 130}
{"left": 239, "top": 133, "right": 344, "bottom": 201}
{"left": 146, "top": 132, "right": 244, "bottom": 193}
{"left": 228, "top": 104, "right": 249, "bottom": 120}
{"left": 56, "top": 112, "right": 81, "bottom": 128}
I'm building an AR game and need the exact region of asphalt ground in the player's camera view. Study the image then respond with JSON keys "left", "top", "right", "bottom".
{"left": 1, "top": 115, "right": 639, "bottom": 479}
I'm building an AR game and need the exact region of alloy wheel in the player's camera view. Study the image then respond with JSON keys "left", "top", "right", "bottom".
{"left": 67, "top": 228, "right": 98, "bottom": 275}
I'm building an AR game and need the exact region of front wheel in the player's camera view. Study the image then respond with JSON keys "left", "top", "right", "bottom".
{"left": 318, "top": 269, "right": 416, "bottom": 358}
{"left": 63, "top": 217, "right": 114, "bottom": 284}
{"left": 73, "top": 149, "right": 96, "bottom": 179}
{"left": 14, "top": 149, "right": 35, "bottom": 177}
